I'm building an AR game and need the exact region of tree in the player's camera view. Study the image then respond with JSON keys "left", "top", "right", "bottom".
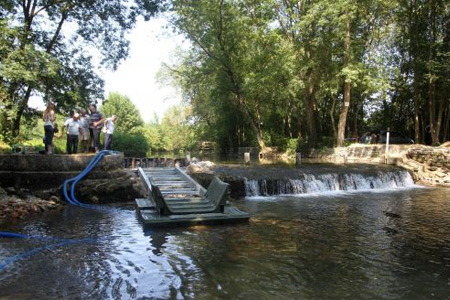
{"left": 100, "top": 92, "right": 144, "bottom": 133}
{"left": 160, "top": 105, "right": 195, "bottom": 151}
{"left": 166, "top": 0, "right": 449, "bottom": 152}
{"left": 169, "top": 0, "right": 298, "bottom": 152}
{"left": 0, "top": 0, "right": 163, "bottom": 142}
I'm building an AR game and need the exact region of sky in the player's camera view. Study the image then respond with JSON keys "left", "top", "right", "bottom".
{"left": 29, "top": 16, "right": 185, "bottom": 123}
{"left": 101, "top": 17, "right": 186, "bottom": 123}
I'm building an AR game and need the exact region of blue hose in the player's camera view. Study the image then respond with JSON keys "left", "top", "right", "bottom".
{"left": 0, "top": 232, "right": 30, "bottom": 239}
{"left": 0, "top": 237, "right": 97, "bottom": 272}
{"left": 62, "top": 152, "right": 105, "bottom": 206}
{"left": 63, "top": 150, "right": 120, "bottom": 208}
{"left": 0, "top": 151, "right": 119, "bottom": 273}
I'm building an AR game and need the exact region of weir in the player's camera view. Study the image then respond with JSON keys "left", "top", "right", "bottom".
{"left": 244, "top": 169, "right": 415, "bottom": 197}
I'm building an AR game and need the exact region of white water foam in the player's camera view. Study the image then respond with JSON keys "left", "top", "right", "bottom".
{"left": 244, "top": 170, "right": 420, "bottom": 199}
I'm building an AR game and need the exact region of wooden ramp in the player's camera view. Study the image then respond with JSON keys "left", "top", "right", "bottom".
{"left": 136, "top": 166, "right": 250, "bottom": 227}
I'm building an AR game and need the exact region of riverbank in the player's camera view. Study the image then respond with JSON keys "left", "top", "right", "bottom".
{"left": 0, "top": 186, "right": 61, "bottom": 222}
{"left": 1, "top": 144, "right": 449, "bottom": 223}
{"left": 0, "top": 153, "right": 143, "bottom": 223}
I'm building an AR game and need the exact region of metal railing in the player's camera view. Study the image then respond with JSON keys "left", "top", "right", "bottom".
{"left": 124, "top": 157, "right": 187, "bottom": 169}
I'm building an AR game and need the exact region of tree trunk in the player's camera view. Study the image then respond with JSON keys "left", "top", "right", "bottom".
{"left": 428, "top": 0, "right": 439, "bottom": 145}
{"left": 329, "top": 94, "right": 337, "bottom": 142}
{"left": 237, "top": 95, "right": 266, "bottom": 151}
{"left": 337, "top": 16, "right": 351, "bottom": 147}
{"left": 297, "top": 105, "right": 303, "bottom": 140}
{"left": 435, "top": 90, "right": 445, "bottom": 143}
{"left": 442, "top": 101, "right": 450, "bottom": 141}
{"left": 428, "top": 80, "right": 438, "bottom": 145}
{"left": 413, "top": 73, "right": 421, "bottom": 143}
{"left": 305, "top": 72, "right": 317, "bottom": 147}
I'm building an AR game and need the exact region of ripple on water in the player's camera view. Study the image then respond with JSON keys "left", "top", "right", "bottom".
{"left": 1, "top": 188, "right": 450, "bottom": 299}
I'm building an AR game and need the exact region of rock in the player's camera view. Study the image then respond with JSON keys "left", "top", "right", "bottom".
{"left": 0, "top": 186, "right": 6, "bottom": 197}
{"left": 90, "top": 196, "right": 99, "bottom": 204}
{"left": 49, "top": 195, "right": 63, "bottom": 204}
{"left": 0, "top": 192, "right": 60, "bottom": 223}
{"left": 5, "top": 187, "right": 15, "bottom": 194}
{"left": 74, "top": 170, "right": 144, "bottom": 204}
{"left": 186, "top": 161, "right": 215, "bottom": 174}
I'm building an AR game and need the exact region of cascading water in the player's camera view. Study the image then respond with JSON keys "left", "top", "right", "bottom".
{"left": 244, "top": 169, "right": 416, "bottom": 197}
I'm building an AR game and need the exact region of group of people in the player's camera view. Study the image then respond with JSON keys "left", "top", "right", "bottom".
{"left": 43, "top": 102, "right": 118, "bottom": 155}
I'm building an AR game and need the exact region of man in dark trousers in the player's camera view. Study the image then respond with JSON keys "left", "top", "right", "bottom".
{"left": 88, "top": 104, "right": 103, "bottom": 153}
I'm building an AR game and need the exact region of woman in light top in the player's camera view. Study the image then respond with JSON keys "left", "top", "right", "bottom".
{"left": 43, "top": 102, "right": 56, "bottom": 154}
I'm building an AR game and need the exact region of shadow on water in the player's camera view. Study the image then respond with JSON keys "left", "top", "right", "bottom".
{"left": 1, "top": 183, "right": 450, "bottom": 299}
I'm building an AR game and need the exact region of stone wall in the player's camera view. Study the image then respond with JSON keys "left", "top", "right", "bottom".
{"left": 302, "top": 144, "right": 450, "bottom": 187}
{"left": 0, "top": 153, "right": 125, "bottom": 189}
{"left": 401, "top": 146, "right": 450, "bottom": 186}
{"left": 303, "top": 144, "right": 411, "bottom": 164}
{"left": 0, "top": 153, "right": 123, "bottom": 172}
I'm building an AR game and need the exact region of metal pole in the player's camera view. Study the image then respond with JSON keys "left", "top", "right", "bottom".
{"left": 385, "top": 127, "right": 390, "bottom": 164}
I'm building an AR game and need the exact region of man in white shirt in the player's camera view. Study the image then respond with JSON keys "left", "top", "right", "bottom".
{"left": 62, "top": 113, "right": 81, "bottom": 154}
{"left": 103, "top": 115, "right": 118, "bottom": 150}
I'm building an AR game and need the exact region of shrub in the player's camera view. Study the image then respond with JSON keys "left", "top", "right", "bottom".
{"left": 111, "top": 131, "right": 150, "bottom": 157}
{"left": 0, "top": 140, "right": 11, "bottom": 153}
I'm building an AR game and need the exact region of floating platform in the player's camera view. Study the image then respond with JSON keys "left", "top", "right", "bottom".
{"left": 136, "top": 167, "right": 250, "bottom": 227}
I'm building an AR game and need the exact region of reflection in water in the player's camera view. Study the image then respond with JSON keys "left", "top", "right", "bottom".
{"left": 1, "top": 187, "right": 450, "bottom": 299}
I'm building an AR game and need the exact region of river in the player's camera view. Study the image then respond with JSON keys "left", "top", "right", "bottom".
{"left": 1, "top": 182, "right": 449, "bottom": 299}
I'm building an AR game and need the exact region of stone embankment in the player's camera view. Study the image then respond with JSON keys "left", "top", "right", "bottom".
{"left": 0, "top": 153, "right": 144, "bottom": 222}
{"left": 304, "top": 143, "right": 450, "bottom": 187}
{"left": 0, "top": 186, "right": 60, "bottom": 222}
{"left": 400, "top": 145, "right": 450, "bottom": 186}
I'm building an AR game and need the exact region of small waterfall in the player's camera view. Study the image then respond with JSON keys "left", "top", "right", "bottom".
{"left": 244, "top": 170, "right": 415, "bottom": 197}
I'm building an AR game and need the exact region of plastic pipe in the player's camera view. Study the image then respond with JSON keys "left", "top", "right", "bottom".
{"left": 0, "top": 237, "right": 96, "bottom": 273}
{"left": 62, "top": 150, "right": 119, "bottom": 208}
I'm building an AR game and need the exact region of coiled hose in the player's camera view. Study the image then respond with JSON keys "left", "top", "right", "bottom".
{"left": 63, "top": 150, "right": 120, "bottom": 208}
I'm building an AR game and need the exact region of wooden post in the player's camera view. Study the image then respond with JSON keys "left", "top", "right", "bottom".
{"left": 244, "top": 152, "right": 250, "bottom": 164}
{"left": 295, "top": 153, "right": 301, "bottom": 168}
{"left": 186, "top": 151, "right": 191, "bottom": 164}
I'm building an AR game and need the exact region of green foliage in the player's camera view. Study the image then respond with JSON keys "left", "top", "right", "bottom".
{"left": 112, "top": 131, "right": 150, "bottom": 157}
{"left": 0, "top": 0, "right": 164, "bottom": 139}
{"left": 100, "top": 92, "right": 144, "bottom": 133}
{"left": 286, "top": 139, "right": 300, "bottom": 156}
{"left": 166, "top": 0, "right": 441, "bottom": 151}
{"left": 0, "top": 140, "right": 11, "bottom": 153}
{"left": 160, "top": 105, "right": 197, "bottom": 151}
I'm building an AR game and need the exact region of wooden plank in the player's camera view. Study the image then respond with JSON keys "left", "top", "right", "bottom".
{"left": 135, "top": 198, "right": 154, "bottom": 209}
{"left": 138, "top": 208, "right": 251, "bottom": 226}
{"left": 155, "top": 181, "right": 193, "bottom": 188}
{"left": 160, "top": 190, "right": 199, "bottom": 195}
{"left": 165, "top": 197, "right": 208, "bottom": 204}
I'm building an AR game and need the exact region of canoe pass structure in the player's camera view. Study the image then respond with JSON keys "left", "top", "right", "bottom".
{"left": 136, "top": 166, "right": 250, "bottom": 227}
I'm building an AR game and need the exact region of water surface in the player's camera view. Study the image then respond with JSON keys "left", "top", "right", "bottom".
{"left": 1, "top": 187, "right": 449, "bottom": 299}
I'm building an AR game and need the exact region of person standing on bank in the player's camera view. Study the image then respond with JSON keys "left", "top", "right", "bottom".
{"left": 102, "top": 115, "right": 118, "bottom": 150}
{"left": 60, "top": 113, "right": 81, "bottom": 154}
{"left": 43, "top": 102, "right": 56, "bottom": 154}
{"left": 79, "top": 108, "right": 90, "bottom": 153}
{"left": 89, "top": 104, "right": 103, "bottom": 153}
